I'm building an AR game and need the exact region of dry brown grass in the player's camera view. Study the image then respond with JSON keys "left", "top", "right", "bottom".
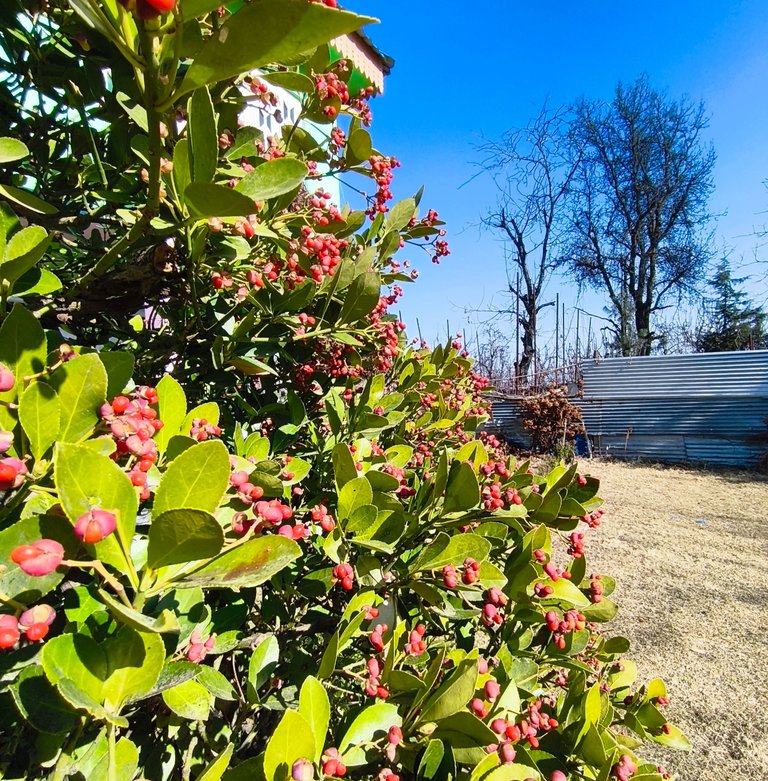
{"left": 579, "top": 458, "right": 768, "bottom": 781}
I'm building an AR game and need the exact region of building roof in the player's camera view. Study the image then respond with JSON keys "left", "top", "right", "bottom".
{"left": 331, "top": 30, "right": 394, "bottom": 94}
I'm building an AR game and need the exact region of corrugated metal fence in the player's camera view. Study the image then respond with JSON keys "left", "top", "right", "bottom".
{"left": 489, "top": 350, "right": 768, "bottom": 467}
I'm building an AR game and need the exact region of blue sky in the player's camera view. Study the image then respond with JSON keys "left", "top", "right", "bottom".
{"left": 346, "top": 1, "right": 768, "bottom": 352}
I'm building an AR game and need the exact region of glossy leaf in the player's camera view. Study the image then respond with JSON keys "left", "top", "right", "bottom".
{"left": 340, "top": 702, "right": 401, "bottom": 766}
{"left": 147, "top": 508, "right": 224, "bottom": 568}
{"left": 54, "top": 443, "right": 138, "bottom": 573}
{"left": 162, "top": 678, "right": 213, "bottom": 720}
{"left": 180, "top": 0, "right": 377, "bottom": 96}
{"left": 418, "top": 651, "right": 478, "bottom": 724}
{"left": 155, "top": 374, "right": 188, "bottom": 452}
{"left": 236, "top": 157, "right": 307, "bottom": 201}
{"left": 153, "top": 439, "right": 231, "bottom": 515}
{"left": 18, "top": 381, "right": 60, "bottom": 459}
{"left": 188, "top": 87, "right": 217, "bottom": 183}
{"left": 177, "top": 535, "right": 300, "bottom": 588}
{"left": 184, "top": 182, "right": 257, "bottom": 217}
{"left": 0, "top": 136, "right": 29, "bottom": 163}
{"left": 49, "top": 353, "right": 108, "bottom": 443}
{"left": 298, "top": 676, "right": 330, "bottom": 763}
{"left": 247, "top": 634, "right": 279, "bottom": 702}
{"left": 263, "top": 710, "right": 316, "bottom": 781}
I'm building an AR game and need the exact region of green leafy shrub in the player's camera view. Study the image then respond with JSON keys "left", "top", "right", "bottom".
{"left": 0, "top": 2, "right": 687, "bottom": 780}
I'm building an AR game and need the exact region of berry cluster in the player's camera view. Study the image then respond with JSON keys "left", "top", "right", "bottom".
{"left": 310, "top": 504, "right": 336, "bottom": 533}
{"left": 545, "top": 609, "right": 587, "bottom": 650}
{"left": 189, "top": 418, "right": 222, "bottom": 441}
{"left": 364, "top": 656, "right": 388, "bottom": 699}
{"left": 481, "top": 481, "right": 522, "bottom": 511}
{"left": 314, "top": 68, "right": 350, "bottom": 117}
{"left": 612, "top": 754, "right": 638, "bottom": 781}
{"left": 100, "top": 387, "right": 162, "bottom": 501}
{"left": 0, "top": 605, "right": 56, "bottom": 649}
{"left": 482, "top": 587, "right": 508, "bottom": 627}
{"left": 320, "top": 748, "right": 346, "bottom": 778}
{"left": 404, "top": 623, "right": 427, "bottom": 656}
{"left": 367, "top": 155, "right": 400, "bottom": 217}
{"left": 0, "top": 457, "right": 27, "bottom": 492}
{"left": 186, "top": 629, "right": 216, "bottom": 663}
{"left": 582, "top": 507, "right": 606, "bottom": 528}
{"left": 332, "top": 562, "right": 355, "bottom": 590}
{"left": 589, "top": 575, "right": 604, "bottom": 603}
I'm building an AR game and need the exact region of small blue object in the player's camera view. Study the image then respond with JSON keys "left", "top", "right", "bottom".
{"left": 575, "top": 433, "right": 589, "bottom": 457}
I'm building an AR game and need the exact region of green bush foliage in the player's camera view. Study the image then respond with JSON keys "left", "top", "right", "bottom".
{"left": 0, "top": 2, "right": 688, "bottom": 779}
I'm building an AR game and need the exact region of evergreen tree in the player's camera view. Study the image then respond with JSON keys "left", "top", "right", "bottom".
{"left": 696, "top": 259, "right": 766, "bottom": 351}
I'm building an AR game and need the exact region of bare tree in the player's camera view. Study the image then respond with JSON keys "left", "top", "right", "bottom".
{"left": 479, "top": 107, "right": 580, "bottom": 381}
{"left": 472, "top": 325, "right": 516, "bottom": 384}
{"left": 567, "top": 76, "right": 716, "bottom": 355}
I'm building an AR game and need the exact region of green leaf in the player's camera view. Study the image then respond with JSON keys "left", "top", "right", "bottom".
{"left": 1, "top": 225, "right": 50, "bottom": 285}
{"left": 651, "top": 723, "right": 692, "bottom": 750}
{"left": 49, "top": 353, "right": 108, "bottom": 443}
{"left": 178, "top": 535, "right": 300, "bottom": 588}
{"left": 97, "top": 590, "right": 180, "bottom": 635}
{"left": 11, "top": 267, "right": 62, "bottom": 297}
{"left": 180, "top": 0, "right": 377, "bottom": 96}
{"left": 339, "top": 702, "right": 401, "bottom": 766}
{"left": 339, "top": 270, "right": 381, "bottom": 323}
{"left": 261, "top": 70, "right": 315, "bottom": 93}
{"left": 147, "top": 508, "right": 224, "bottom": 568}
{"left": 101, "top": 627, "right": 165, "bottom": 710}
{"left": 162, "top": 678, "right": 213, "bottom": 721}
{"left": 184, "top": 183, "right": 256, "bottom": 217}
{"left": 181, "top": 0, "right": 227, "bottom": 20}
{"left": 116, "top": 92, "right": 148, "bottom": 131}
{"left": 97, "top": 351, "right": 134, "bottom": 399}
{"left": 0, "top": 303, "right": 47, "bottom": 428}
{"left": 346, "top": 128, "right": 372, "bottom": 165}
{"left": 18, "top": 381, "right": 60, "bottom": 460}
{"left": 197, "top": 745, "right": 235, "bottom": 781}
{"left": 0, "top": 183, "right": 58, "bottom": 214}
{"left": 181, "top": 401, "right": 220, "bottom": 436}
{"left": 338, "top": 476, "right": 373, "bottom": 520}
{"left": 248, "top": 634, "right": 279, "bottom": 703}
{"left": 155, "top": 374, "right": 188, "bottom": 452}
{"left": 483, "top": 764, "right": 542, "bottom": 780}
{"left": 579, "top": 723, "right": 607, "bottom": 765}
{"left": 263, "top": 710, "right": 316, "bottom": 781}
{"left": 417, "top": 651, "right": 478, "bottom": 724}
{"left": 197, "top": 666, "right": 237, "bottom": 701}
{"left": 317, "top": 631, "right": 338, "bottom": 679}
{"left": 443, "top": 461, "right": 480, "bottom": 513}
{"left": 386, "top": 197, "right": 417, "bottom": 231}
{"left": 543, "top": 577, "right": 592, "bottom": 608}
{"left": 188, "top": 87, "right": 218, "bottom": 183}
{"left": 11, "top": 667, "right": 78, "bottom": 735}
{"left": 42, "top": 633, "right": 108, "bottom": 705}
{"left": 332, "top": 442, "right": 358, "bottom": 488}
{"left": 236, "top": 157, "right": 307, "bottom": 201}
{"left": 417, "top": 740, "right": 445, "bottom": 779}
{"left": 0, "top": 137, "right": 29, "bottom": 163}
{"left": 583, "top": 597, "right": 618, "bottom": 622}
{"left": 173, "top": 138, "right": 192, "bottom": 207}
{"left": 415, "top": 532, "right": 491, "bottom": 573}
{"left": 431, "top": 712, "right": 496, "bottom": 757}
{"left": 298, "top": 676, "right": 330, "bottom": 763}
{"left": 154, "top": 440, "right": 230, "bottom": 515}
{"left": 54, "top": 442, "right": 138, "bottom": 570}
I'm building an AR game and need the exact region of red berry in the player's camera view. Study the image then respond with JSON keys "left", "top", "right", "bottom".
{"left": 25, "top": 622, "right": 49, "bottom": 642}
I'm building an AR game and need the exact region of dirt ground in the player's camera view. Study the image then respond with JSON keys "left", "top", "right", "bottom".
{"left": 580, "top": 458, "right": 768, "bottom": 781}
